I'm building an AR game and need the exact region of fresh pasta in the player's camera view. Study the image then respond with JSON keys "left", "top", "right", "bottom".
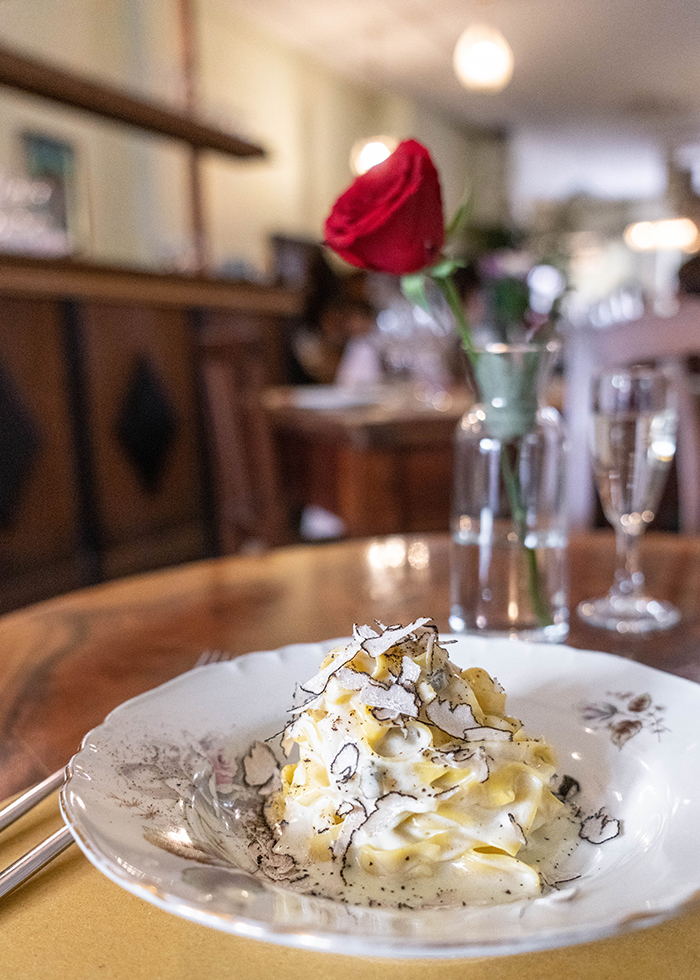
{"left": 265, "top": 619, "right": 573, "bottom": 907}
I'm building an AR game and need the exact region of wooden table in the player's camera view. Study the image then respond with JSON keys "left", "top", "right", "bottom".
{"left": 3, "top": 529, "right": 700, "bottom": 801}
{"left": 265, "top": 385, "right": 472, "bottom": 537}
{"left": 2, "top": 531, "right": 700, "bottom": 980}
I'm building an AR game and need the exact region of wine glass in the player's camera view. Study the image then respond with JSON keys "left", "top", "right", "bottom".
{"left": 577, "top": 365, "right": 680, "bottom": 633}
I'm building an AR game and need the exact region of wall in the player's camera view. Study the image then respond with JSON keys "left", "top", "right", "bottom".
{"left": 0, "top": 0, "right": 508, "bottom": 275}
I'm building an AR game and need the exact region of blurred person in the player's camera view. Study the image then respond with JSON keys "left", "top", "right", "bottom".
{"left": 678, "top": 254, "right": 700, "bottom": 297}
{"left": 333, "top": 296, "right": 383, "bottom": 388}
{"left": 293, "top": 271, "right": 381, "bottom": 386}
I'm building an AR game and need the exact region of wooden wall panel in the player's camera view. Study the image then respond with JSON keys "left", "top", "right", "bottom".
{"left": 79, "top": 302, "right": 208, "bottom": 577}
{"left": 0, "top": 296, "right": 82, "bottom": 607}
{"left": 197, "top": 310, "right": 291, "bottom": 551}
{"left": 0, "top": 256, "right": 302, "bottom": 610}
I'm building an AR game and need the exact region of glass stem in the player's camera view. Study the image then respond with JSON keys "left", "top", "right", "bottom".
{"left": 612, "top": 529, "right": 644, "bottom": 599}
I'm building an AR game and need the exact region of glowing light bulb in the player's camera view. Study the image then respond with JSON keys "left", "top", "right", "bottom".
{"left": 453, "top": 24, "right": 514, "bottom": 93}
{"left": 350, "top": 136, "right": 398, "bottom": 175}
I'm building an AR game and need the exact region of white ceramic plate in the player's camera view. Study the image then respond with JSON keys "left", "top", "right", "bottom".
{"left": 289, "top": 385, "right": 385, "bottom": 410}
{"left": 61, "top": 637, "right": 700, "bottom": 959}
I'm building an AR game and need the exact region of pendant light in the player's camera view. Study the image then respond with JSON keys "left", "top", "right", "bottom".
{"left": 453, "top": 23, "right": 514, "bottom": 93}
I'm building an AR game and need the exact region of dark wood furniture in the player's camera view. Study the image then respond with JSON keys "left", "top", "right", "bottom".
{"left": 266, "top": 386, "right": 472, "bottom": 537}
{"left": 198, "top": 315, "right": 290, "bottom": 553}
{"left": 0, "top": 254, "right": 300, "bottom": 612}
{"left": 0, "top": 42, "right": 303, "bottom": 603}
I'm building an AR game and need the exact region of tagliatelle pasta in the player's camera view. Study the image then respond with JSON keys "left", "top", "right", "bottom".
{"left": 265, "top": 619, "right": 577, "bottom": 907}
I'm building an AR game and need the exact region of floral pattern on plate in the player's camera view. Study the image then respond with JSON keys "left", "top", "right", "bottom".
{"left": 108, "top": 734, "right": 302, "bottom": 881}
{"left": 578, "top": 692, "right": 667, "bottom": 748}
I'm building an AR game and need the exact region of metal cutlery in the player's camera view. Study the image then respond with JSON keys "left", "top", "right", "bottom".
{"left": 0, "top": 826, "right": 74, "bottom": 899}
{"left": 0, "top": 767, "right": 65, "bottom": 835}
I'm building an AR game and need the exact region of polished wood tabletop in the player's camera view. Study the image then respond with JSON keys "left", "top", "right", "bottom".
{"left": 2, "top": 529, "right": 700, "bottom": 802}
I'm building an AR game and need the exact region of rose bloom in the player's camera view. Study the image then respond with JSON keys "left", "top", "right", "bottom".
{"left": 324, "top": 139, "right": 445, "bottom": 275}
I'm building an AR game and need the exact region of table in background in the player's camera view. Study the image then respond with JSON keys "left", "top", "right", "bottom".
{"left": 2, "top": 530, "right": 700, "bottom": 980}
{"left": 265, "top": 385, "right": 471, "bottom": 537}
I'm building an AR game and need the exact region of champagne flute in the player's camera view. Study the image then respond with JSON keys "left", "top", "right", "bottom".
{"left": 577, "top": 365, "right": 680, "bottom": 633}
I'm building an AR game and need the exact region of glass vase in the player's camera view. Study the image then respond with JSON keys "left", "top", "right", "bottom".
{"left": 449, "top": 341, "right": 569, "bottom": 642}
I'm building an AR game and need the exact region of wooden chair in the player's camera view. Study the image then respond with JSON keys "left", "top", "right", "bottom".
{"left": 197, "top": 314, "right": 290, "bottom": 553}
{"left": 564, "top": 298, "right": 700, "bottom": 533}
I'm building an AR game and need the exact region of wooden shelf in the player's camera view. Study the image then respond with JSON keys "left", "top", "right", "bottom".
{"left": 0, "top": 254, "right": 301, "bottom": 314}
{"left": 0, "top": 43, "right": 265, "bottom": 158}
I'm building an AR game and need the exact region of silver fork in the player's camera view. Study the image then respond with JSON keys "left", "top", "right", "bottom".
{"left": 0, "top": 649, "right": 231, "bottom": 899}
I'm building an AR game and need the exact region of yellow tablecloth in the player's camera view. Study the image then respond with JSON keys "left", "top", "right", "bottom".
{"left": 1, "top": 792, "right": 699, "bottom": 980}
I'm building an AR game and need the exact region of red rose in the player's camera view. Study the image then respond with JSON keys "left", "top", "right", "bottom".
{"left": 324, "top": 139, "right": 445, "bottom": 275}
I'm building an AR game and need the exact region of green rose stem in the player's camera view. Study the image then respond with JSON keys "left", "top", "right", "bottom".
{"left": 433, "top": 274, "right": 555, "bottom": 631}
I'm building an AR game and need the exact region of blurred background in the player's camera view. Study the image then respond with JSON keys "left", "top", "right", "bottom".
{"left": 0, "top": 0, "right": 698, "bottom": 610}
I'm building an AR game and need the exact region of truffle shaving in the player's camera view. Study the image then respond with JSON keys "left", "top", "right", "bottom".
{"left": 353, "top": 623, "right": 379, "bottom": 642}
{"left": 243, "top": 741, "right": 279, "bottom": 787}
{"left": 462, "top": 726, "right": 513, "bottom": 742}
{"left": 359, "top": 618, "right": 432, "bottom": 658}
{"left": 399, "top": 656, "right": 421, "bottom": 687}
{"left": 359, "top": 792, "right": 426, "bottom": 837}
{"left": 425, "top": 697, "right": 478, "bottom": 738}
{"left": 356, "top": 678, "right": 419, "bottom": 718}
{"left": 333, "top": 666, "right": 367, "bottom": 691}
{"left": 300, "top": 642, "right": 361, "bottom": 695}
{"left": 330, "top": 743, "right": 360, "bottom": 783}
{"left": 332, "top": 801, "right": 367, "bottom": 859}
{"left": 579, "top": 807, "right": 621, "bottom": 844}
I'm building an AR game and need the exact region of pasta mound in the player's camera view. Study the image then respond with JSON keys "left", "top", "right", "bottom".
{"left": 267, "top": 619, "right": 565, "bottom": 906}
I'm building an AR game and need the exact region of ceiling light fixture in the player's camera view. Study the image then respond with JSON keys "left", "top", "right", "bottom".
{"left": 453, "top": 23, "right": 514, "bottom": 93}
{"left": 350, "top": 136, "right": 399, "bottom": 176}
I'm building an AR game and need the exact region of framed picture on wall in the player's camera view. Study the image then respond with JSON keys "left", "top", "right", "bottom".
{"left": 19, "top": 131, "right": 82, "bottom": 255}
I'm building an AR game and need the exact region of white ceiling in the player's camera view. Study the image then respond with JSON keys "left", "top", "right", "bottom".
{"left": 224, "top": 0, "right": 700, "bottom": 142}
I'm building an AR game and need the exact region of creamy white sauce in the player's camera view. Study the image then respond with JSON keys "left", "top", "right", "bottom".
{"left": 264, "top": 621, "right": 581, "bottom": 908}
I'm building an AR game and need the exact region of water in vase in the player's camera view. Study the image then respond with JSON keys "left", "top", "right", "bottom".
{"left": 449, "top": 518, "right": 569, "bottom": 642}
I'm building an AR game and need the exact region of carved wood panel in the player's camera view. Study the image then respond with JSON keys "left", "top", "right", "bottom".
{"left": 78, "top": 301, "right": 209, "bottom": 578}
{"left": 0, "top": 296, "right": 83, "bottom": 608}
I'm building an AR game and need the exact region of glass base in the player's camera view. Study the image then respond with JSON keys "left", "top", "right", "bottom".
{"left": 576, "top": 594, "right": 681, "bottom": 634}
{"left": 448, "top": 612, "right": 570, "bottom": 644}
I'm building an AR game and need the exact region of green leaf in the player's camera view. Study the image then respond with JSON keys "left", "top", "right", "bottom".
{"left": 400, "top": 273, "right": 431, "bottom": 312}
{"left": 445, "top": 187, "right": 473, "bottom": 242}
